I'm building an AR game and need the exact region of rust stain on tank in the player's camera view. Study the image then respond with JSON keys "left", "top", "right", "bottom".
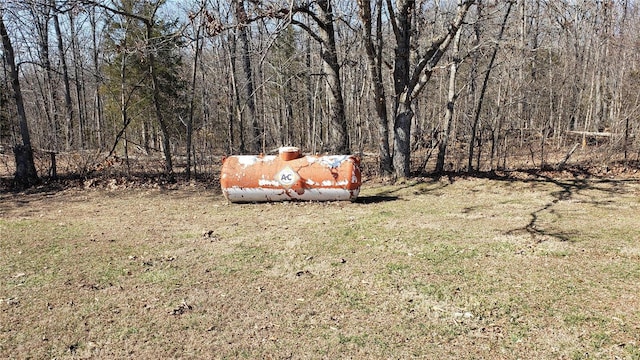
{"left": 220, "top": 147, "right": 361, "bottom": 202}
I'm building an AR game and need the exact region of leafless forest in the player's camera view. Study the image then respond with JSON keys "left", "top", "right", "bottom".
{"left": 1, "top": 0, "right": 639, "bottom": 186}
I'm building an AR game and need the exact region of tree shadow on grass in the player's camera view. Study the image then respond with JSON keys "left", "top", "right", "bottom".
{"left": 441, "top": 166, "right": 640, "bottom": 243}
{"left": 354, "top": 195, "right": 399, "bottom": 204}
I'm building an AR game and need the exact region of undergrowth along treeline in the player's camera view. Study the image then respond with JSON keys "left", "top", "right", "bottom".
{"left": 2, "top": 138, "right": 639, "bottom": 192}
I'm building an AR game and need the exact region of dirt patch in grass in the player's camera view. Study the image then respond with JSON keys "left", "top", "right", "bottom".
{"left": 1, "top": 175, "right": 640, "bottom": 359}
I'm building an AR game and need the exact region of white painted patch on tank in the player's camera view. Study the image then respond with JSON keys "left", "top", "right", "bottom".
{"left": 319, "top": 155, "right": 349, "bottom": 168}
{"left": 258, "top": 179, "right": 281, "bottom": 186}
{"left": 279, "top": 146, "right": 300, "bottom": 153}
{"left": 322, "top": 180, "right": 334, "bottom": 186}
{"left": 237, "top": 156, "right": 258, "bottom": 167}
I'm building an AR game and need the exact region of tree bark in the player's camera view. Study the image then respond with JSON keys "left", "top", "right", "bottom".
{"left": 305, "top": 33, "right": 314, "bottom": 150}
{"left": 390, "top": 0, "right": 414, "bottom": 178}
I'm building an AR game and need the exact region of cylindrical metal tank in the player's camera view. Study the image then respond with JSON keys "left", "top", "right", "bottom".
{"left": 220, "top": 147, "right": 361, "bottom": 202}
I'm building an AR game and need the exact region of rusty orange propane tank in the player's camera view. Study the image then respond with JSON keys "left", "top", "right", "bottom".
{"left": 220, "top": 147, "right": 361, "bottom": 202}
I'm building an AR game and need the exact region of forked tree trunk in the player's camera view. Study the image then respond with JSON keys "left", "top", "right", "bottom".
{"left": 390, "top": 0, "right": 473, "bottom": 179}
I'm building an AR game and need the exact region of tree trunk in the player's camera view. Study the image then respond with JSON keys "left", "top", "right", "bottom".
{"left": 34, "top": 5, "right": 60, "bottom": 151}
{"left": 393, "top": 103, "right": 414, "bottom": 177}
{"left": 358, "top": 0, "right": 392, "bottom": 175}
{"left": 226, "top": 34, "right": 239, "bottom": 154}
{"left": 518, "top": 0, "right": 527, "bottom": 130}
{"left": 317, "top": 0, "right": 349, "bottom": 153}
{"left": 228, "top": 35, "right": 246, "bottom": 153}
{"left": 186, "top": 1, "right": 205, "bottom": 179}
{"left": 390, "top": 0, "right": 414, "bottom": 178}
{"left": 436, "top": 27, "right": 462, "bottom": 173}
{"left": 90, "top": 7, "right": 104, "bottom": 150}
{"left": 234, "top": 0, "right": 260, "bottom": 153}
{"left": 52, "top": 5, "right": 75, "bottom": 150}
{"left": 69, "top": 11, "right": 87, "bottom": 149}
{"left": 1, "top": 13, "right": 39, "bottom": 187}
{"left": 305, "top": 33, "right": 314, "bottom": 150}
{"left": 117, "top": 32, "right": 131, "bottom": 172}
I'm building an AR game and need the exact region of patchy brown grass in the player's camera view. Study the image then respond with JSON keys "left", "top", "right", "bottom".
{"left": 1, "top": 174, "right": 640, "bottom": 359}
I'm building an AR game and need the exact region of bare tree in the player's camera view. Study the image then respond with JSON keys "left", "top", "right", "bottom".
{"left": 1, "top": 8, "right": 39, "bottom": 186}
{"left": 467, "top": 1, "right": 513, "bottom": 172}
{"left": 388, "top": 0, "right": 474, "bottom": 179}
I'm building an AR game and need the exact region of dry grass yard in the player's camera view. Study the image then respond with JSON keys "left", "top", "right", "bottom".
{"left": 1, "top": 172, "right": 640, "bottom": 359}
